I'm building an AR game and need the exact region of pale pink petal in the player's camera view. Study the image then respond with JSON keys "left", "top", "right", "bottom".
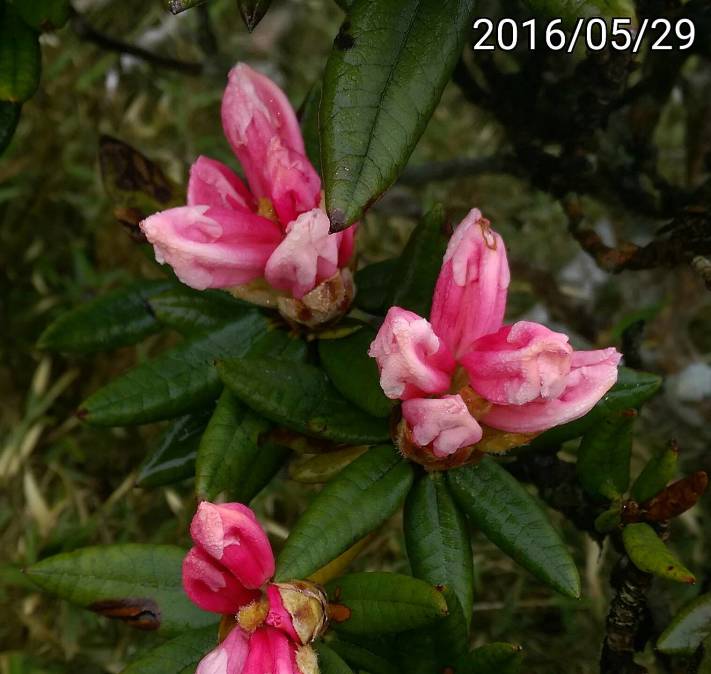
{"left": 188, "top": 156, "right": 254, "bottom": 212}
{"left": 196, "top": 625, "right": 249, "bottom": 674}
{"left": 190, "top": 502, "right": 275, "bottom": 589}
{"left": 402, "top": 395, "right": 483, "bottom": 457}
{"left": 243, "top": 628, "right": 301, "bottom": 674}
{"left": 264, "top": 208, "right": 345, "bottom": 299}
{"left": 140, "top": 205, "right": 281, "bottom": 290}
{"left": 221, "top": 63, "right": 320, "bottom": 225}
{"left": 368, "top": 307, "right": 455, "bottom": 400}
{"left": 481, "top": 347, "right": 623, "bottom": 433}
{"left": 430, "top": 209, "right": 510, "bottom": 359}
{"left": 182, "top": 547, "right": 259, "bottom": 614}
{"left": 264, "top": 584, "right": 300, "bottom": 643}
{"left": 461, "top": 321, "right": 573, "bottom": 405}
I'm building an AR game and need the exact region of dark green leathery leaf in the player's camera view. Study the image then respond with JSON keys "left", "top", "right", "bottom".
{"left": 448, "top": 457, "right": 580, "bottom": 598}
{"left": 137, "top": 408, "right": 213, "bottom": 488}
{"left": 275, "top": 445, "right": 414, "bottom": 581}
{"left": 38, "top": 280, "right": 173, "bottom": 354}
{"left": 26, "top": 544, "right": 216, "bottom": 634}
{"left": 318, "top": 326, "right": 393, "bottom": 419}
{"left": 0, "top": 3, "right": 41, "bottom": 102}
{"left": 325, "top": 572, "right": 448, "bottom": 634}
{"left": 657, "top": 593, "right": 711, "bottom": 654}
{"left": 321, "top": 0, "right": 476, "bottom": 228}
{"left": 576, "top": 409, "right": 634, "bottom": 500}
{"left": 195, "top": 389, "right": 288, "bottom": 502}
{"left": 217, "top": 357, "right": 389, "bottom": 444}
{"left": 79, "top": 312, "right": 295, "bottom": 426}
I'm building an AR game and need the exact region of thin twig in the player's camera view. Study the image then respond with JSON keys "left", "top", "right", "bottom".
{"left": 398, "top": 155, "right": 521, "bottom": 186}
{"left": 71, "top": 14, "right": 203, "bottom": 76}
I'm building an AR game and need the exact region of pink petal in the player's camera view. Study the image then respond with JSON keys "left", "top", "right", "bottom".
{"left": 481, "top": 347, "right": 623, "bottom": 433}
{"left": 188, "top": 156, "right": 255, "bottom": 212}
{"left": 183, "top": 547, "right": 259, "bottom": 614}
{"left": 196, "top": 625, "right": 249, "bottom": 674}
{"left": 430, "top": 209, "right": 510, "bottom": 359}
{"left": 243, "top": 628, "right": 302, "bottom": 674}
{"left": 262, "top": 138, "right": 322, "bottom": 225}
{"left": 461, "top": 321, "right": 573, "bottom": 405}
{"left": 402, "top": 395, "right": 483, "bottom": 457}
{"left": 140, "top": 205, "right": 281, "bottom": 290}
{"left": 368, "top": 307, "right": 455, "bottom": 400}
{"left": 264, "top": 584, "right": 300, "bottom": 643}
{"left": 264, "top": 208, "right": 344, "bottom": 299}
{"left": 221, "top": 63, "right": 320, "bottom": 225}
{"left": 190, "top": 502, "right": 275, "bottom": 589}
{"left": 337, "top": 224, "right": 357, "bottom": 268}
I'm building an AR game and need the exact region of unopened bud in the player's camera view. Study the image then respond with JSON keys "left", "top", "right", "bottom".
{"left": 266, "top": 580, "right": 329, "bottom": 644}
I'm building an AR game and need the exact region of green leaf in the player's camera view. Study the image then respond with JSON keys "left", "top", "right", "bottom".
{"left": 318, "top": 326, "right": 392, "bottom": 419}
{"left": 38, "top": 280, "right": 173, "bottom": 354}
{"left": 275, "top": 445, "right": 414, "bottom": 580}
{"left": 195, "top": 390, "right": 288, "bottom": 502}
{"left": 121, "top": 625, "right": 217, "bottom": 674}
{"left": 0, "top": 3, "right": 41, "bottom": 102}
{"left": 321, "top": 0, "right": 475, "bottom": 229}
{"left": 25, "top": 545, "right": 216, "bottom": 634}
{"left": 237, "top": 0, "right": 271, "bottom": 31}
{"left": 164, "top": 0, "right": 209, "bottom": 15}
{"left": 458, "top": 643, "right": 524, "bottom": 674}
{"left": 316, "top": 643, "right": 354, "bottom": 674}
{"left": 353, "top": 259, "right": 396, "bottom": 314}
{"left": 630, "top": 444, "right": 679, "bottom": 503}
{"left": 325, "top": 572, "right": 448, "bottom": 634}
{"left": 576, "top": 410, "right": 634, "bottom": 500}
{"left": 326, "top": 639, "right": 399, "bottom": 674}
{"left": 404, "top": 472, "right": 473, "bottom": 630}
{"left": 390, "top": 205, "right": 448, "bottom": 316}
{"left": 622, "top": 523, "right": 695, "bottom": 584}
{"left": 532, "top": 367, "right": 662, "bottom": 447}
{"left": 136, "top": 409, "right": 213, "bottom": 488}
{"left": 289, "top": 445, "right": 368, "bottom": 484}
{"left": 217, "top": 357, "right": 389, "bottom": 444}
{"left": 0, "top": 100, "right": 21, "bottom": 155}
{"left": 299, "top": 80, "right": 322, "bottom": 175}
{"left": 149, "top": 287, "right": 249, "bottom": 335}
{"left": 657, "top": 594, "right": 711, "bottom": 654}
{"left": 79, "top": 312, "right": 292, "bottom": 426}
{"left": 11, "top": 0, "right": 71, "bottom": 31}
{"left": 447, "top": 457, "right": 580, "bottom": 598}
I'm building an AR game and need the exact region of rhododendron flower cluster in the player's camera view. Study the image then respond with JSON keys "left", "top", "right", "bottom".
{"left": 182, "top": 502, "right": 326, "bottom": 674}
{"left": 369, "top": 209, "right": 622, "bottom": 466}
{"left": 140, "top": 63, "right": 356, "bottom": 327}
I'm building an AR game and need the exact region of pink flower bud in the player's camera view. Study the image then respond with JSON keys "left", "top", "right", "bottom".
{"left": 221, "top": 63, "right": 320, "bottom": 225}
{"left": 140, "top": 205, "right": 282, "bottom": 290}
{"left": 481, "top": 347, "right": 623, "bottom": 433}
{"left": 430, "top": 209, "right": 510, "bottom": 359}
{"left": 190, "top": 502, "right": 275, "bottom": 590}
{"left": 243, "top": 627, "right": 317, "bottom": 674}
{"left": 461, "top": 321, "right": 573, "bottom": 406}
{"left": 188, "top": 156, "right": 255, "bottom": 212}
{"left": 182, "top": 547, "right": 259, "bottom": 614}
{"left": 401, "top": 395, "right": 483, "bottom": 457}
{"left": 369, "top": 307, "right": 455, "bottom": 400}
{"left": 265, "top": 581, "right": 328, "bottom": 645}
{"left": 196, "top": 624, "right": 249, "bottom": 674}
{"left": 264, "top": 208, "right": 355, "bottom": 299}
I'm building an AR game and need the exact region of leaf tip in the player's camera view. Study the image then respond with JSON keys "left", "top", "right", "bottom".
{"left": 75, "top": 407, "right": 89, "bottom": 421}
{"left": 328, "top": 208, "right": 348, "bottom": 233}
